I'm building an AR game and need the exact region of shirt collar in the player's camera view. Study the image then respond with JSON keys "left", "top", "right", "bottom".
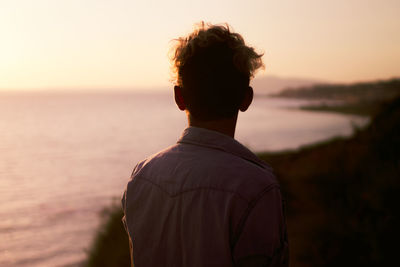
{"left": 177, "top": 126, "right": 271, "bottom": 170}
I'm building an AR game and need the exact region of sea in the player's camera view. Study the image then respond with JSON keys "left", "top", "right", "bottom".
{"left": 0, "top": 90, "right": 368, "bottom": 266}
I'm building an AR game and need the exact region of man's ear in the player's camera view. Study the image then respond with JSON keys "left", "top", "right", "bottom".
{"left": 174, "top": 86, "right": 186, "bottom": 111}
{"left": 239, "top": 86, "right": 253, "bottom": 112}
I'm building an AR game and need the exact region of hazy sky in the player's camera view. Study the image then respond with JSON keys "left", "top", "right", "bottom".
{"left": 1, "top": 0, "right": 399, "bottom": 90}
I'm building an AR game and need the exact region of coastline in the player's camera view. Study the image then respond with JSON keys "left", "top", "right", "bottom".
{"left": 1, "top": 91, "right": 366, "bottom": 267}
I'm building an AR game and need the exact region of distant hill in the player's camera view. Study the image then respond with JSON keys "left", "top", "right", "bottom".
{"left": 251, "top": 75, "right": 325, "bottom": 95}
{"left": 273, "top": 78, "right": 400, "bottom": 116}
{"left": 274, "top": 78, "right": 400, "bottom": 101}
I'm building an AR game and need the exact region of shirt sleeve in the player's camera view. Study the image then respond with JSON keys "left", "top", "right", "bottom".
{"left": 121, "top": 163, "right": 140, "bottom": 234}
{"left": 121, "top": 189, "right": 128, "bottom": 233}
{"left": 233, "top": 186, "right": 289, "bottom": 267}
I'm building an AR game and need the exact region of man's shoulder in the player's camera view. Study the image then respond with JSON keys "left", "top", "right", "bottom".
{"left": 131, "top": 142, "right": 278, "bottom": 202}
{"left": 132, "top": 143, "right": 182, "bottom": 173}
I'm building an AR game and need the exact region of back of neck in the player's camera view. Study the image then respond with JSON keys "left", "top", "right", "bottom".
{"left": 188, "top": 113, "right": 238, "bottom": 138}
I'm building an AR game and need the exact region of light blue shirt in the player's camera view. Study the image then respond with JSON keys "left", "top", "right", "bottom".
{"left": 122, "top": 126, "right": 288, "bottom": 266}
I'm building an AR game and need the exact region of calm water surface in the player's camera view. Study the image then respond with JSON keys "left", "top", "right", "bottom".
{"left": 0, "top": 91, "right": 367, "bottom": 266}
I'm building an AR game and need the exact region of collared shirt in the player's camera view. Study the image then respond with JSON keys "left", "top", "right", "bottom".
{"left": 122, "top": 127, "right": 288, "bottom": 267}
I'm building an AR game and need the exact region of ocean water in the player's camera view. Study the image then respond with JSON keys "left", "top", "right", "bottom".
{"left": 0, "top": 91, "right": 368, "bottom": 266}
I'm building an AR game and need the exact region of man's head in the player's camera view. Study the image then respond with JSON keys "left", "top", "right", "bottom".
{"left": 171, "top": 22, "right": 264, "bottom": 121}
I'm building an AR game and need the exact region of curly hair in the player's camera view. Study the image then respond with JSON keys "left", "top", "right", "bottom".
{"left": 171, "top": 22, "right": 264, "bottom": 120}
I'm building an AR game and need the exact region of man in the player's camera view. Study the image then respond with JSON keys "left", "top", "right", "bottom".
{"left": 122, "top": 22, "right": 288, "bottom": 267}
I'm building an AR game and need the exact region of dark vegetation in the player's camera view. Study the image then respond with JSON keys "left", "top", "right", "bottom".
{"left": 274, "top": 78, "right": 400, "bottom": 116}
{"left": 84, "top": 201, "right": 131, "bottom": 267}
{"left": 259, "top": 96, "right": 400, "bottom": 266}
{"left": 85, "top": 84, "right": 399, "bottom": 266}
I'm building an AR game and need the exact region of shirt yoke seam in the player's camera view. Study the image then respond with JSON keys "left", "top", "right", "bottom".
{"left": 177, "top": 141, "right": 268, "bottom": 170}
{"left": 135, "top": 176, "right": 251, "bottom": 202}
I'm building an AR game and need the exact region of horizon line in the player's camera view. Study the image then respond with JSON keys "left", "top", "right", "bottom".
{"left": 1, "top": 75, "right": 399, "bottom": 92}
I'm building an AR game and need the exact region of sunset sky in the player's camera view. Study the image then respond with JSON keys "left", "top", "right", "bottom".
{"left": 1, "top": 0, "right": 399, "bottom": 90}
